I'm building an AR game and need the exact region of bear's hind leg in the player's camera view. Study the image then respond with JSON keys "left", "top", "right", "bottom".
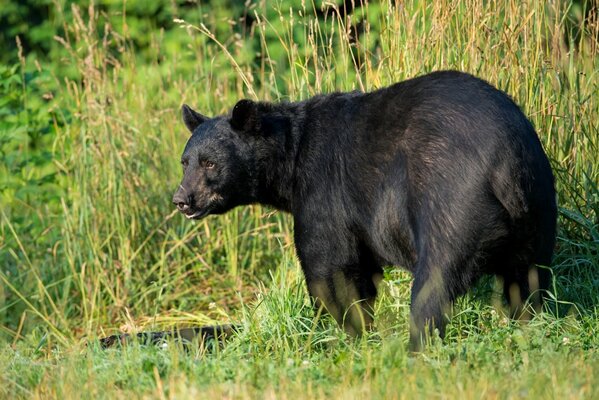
{"left": 409, "top": 261, "right": 474, "bottom": 352}
{"left": 502, "top": 264, "right": 551, "bottom": 319}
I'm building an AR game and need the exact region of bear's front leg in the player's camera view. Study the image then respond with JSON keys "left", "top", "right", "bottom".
{"left": 294, "top": 222, "right": 382, "bottom": 336}
{"left": 306, "top": 269, "right": 379, "bottom": 336}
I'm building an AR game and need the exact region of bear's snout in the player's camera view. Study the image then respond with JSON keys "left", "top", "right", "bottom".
{"left": 172, "top": 186, "right": 190, "bottom": 212}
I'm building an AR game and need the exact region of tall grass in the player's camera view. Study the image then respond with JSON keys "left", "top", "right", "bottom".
{"left": 1, "top": 0, "right": 598, "bottom": 397}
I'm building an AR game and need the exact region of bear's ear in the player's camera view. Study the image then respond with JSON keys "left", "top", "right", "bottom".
{"left": 181, "top": 104, "right": 206, "bottom": 134}
{"left": 230, "top": 99, "right": 259, "bottom": 132}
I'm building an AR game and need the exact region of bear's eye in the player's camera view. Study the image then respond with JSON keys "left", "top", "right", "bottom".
{"left": 181, "top": 159, "right": 188, "bottom": 168}
{"left": 202, "top": 160, "right": 215, "bottom": 169}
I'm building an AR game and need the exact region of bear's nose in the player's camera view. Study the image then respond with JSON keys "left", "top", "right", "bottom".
{"left": 176, "top": 201, "right": 189, "bottom": 212}
{"left": 172, "top": 190, "right": 190, "bottom": 212}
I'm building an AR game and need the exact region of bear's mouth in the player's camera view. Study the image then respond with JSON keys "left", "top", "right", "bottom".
{"left": 183, "top": 208, "right": 211, "bottom": 220}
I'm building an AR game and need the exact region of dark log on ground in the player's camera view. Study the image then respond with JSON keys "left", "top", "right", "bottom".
{"left": 97, "top": 324, "right": 240, "bottom": 349}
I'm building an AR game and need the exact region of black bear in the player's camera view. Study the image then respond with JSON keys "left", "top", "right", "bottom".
{"left": 172, "top": 70, "right": 557, "bottom": 350}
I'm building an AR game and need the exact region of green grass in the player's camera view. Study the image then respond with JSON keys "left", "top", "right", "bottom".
{"left": 1, "top": 0, "right": 598, "bottom": 398}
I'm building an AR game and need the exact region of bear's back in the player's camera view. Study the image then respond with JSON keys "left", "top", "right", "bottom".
{"left": 293, "top": 71, "right": 555, "bottom": 268}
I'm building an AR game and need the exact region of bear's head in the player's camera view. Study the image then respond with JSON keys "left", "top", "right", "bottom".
{"left": 172, "top": 100, "right": 264, "bottom": 219}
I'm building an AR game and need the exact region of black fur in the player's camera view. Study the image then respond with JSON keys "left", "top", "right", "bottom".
{"left": 173, "top": 71, "right": 557, "bottom": 351}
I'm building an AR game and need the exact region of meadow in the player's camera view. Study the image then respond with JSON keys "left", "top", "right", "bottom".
{"left": 0, "top": 0, "right": 598, "bottom": 398}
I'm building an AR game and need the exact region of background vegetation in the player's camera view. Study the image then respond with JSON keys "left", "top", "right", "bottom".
{"left": 1, "top": 0, "right": 597, "bottom": 398}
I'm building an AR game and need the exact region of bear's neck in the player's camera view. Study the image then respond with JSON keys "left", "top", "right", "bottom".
{"left": 253, "top": 101, "right": 306, "bottom": 213}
